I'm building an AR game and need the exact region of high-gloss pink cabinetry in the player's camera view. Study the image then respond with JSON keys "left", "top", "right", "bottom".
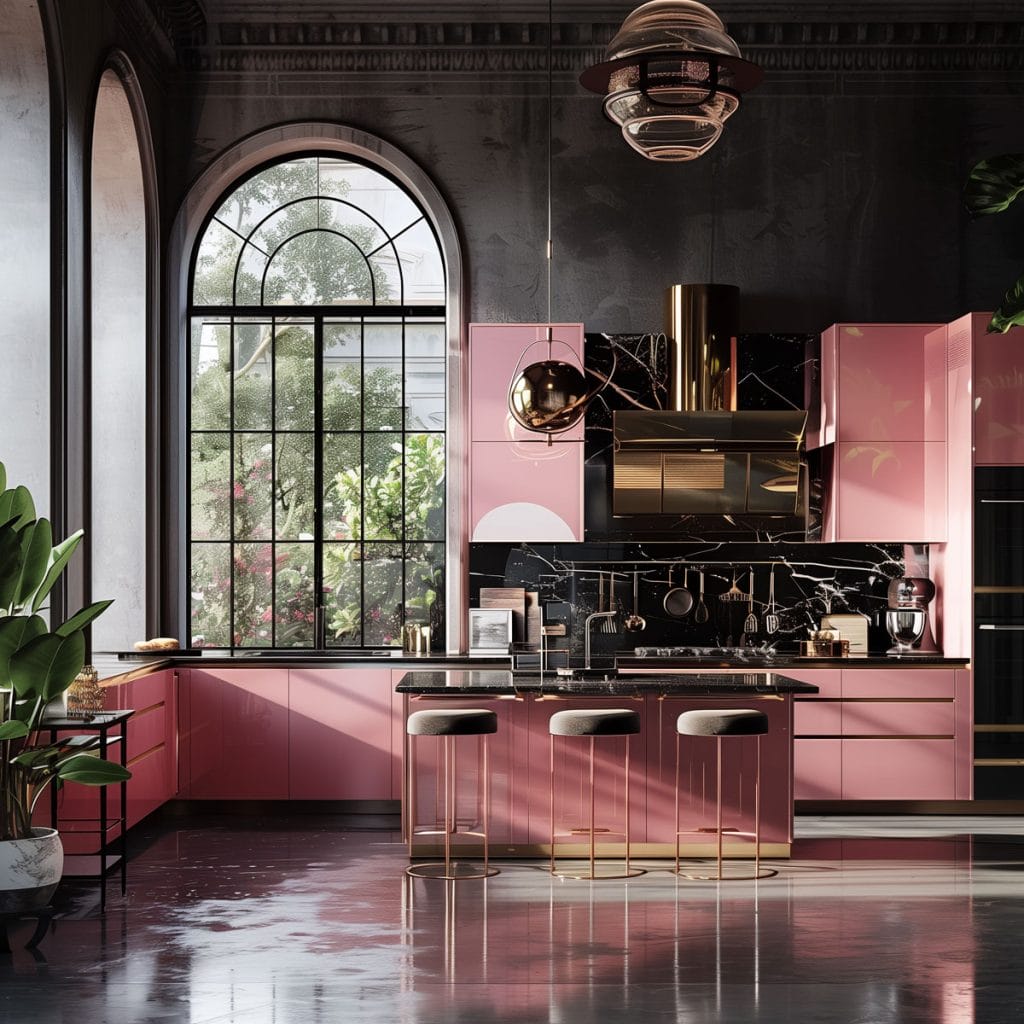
{"left": 288, "top": 669, "right": 394, "bottom": 800}
{"left": 812, "top": 323, "right": 948, "bottom": 542}
{"left": 972, "top": 314, "right": 1024, "bottom": 464}
{"left": 179, "top": 668, "right": 290, "bottom": 799}
{"left": 793, "top": 668, "right": 963, "bottom": 802}
{"left": 469, "top": 323, "right": 585, "bottom": 542}
{"left": 179, "top": 667, "right": 400, "bottom": 801}
{"left": 470, "top": 440, "right": 583, "bottom": 541}
{"left": 812, "top": 323, "right": 946, "bottom": 447}
{"left": 821, "top": 441, "right": 947, "bottom": 542}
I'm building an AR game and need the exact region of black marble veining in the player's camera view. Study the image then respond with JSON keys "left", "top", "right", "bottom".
{"left": 395, "top": 669, "right": 818, "bottom": 696}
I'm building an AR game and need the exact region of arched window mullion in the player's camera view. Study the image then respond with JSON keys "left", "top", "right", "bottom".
{"left": 257, "top": 226, "right": 378, "bottom": 306}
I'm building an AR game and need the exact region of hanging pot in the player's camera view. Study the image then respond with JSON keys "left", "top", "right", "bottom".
{"left": 663, "top": 565, "right": 694, "bottom": 618}
{"left": 0, "top": 827, "right": 63, "bottom": 913}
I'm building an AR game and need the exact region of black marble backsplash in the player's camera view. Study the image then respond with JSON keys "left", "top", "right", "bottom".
{"left": 469, "top": 542, "right": 917, "bottom": 657}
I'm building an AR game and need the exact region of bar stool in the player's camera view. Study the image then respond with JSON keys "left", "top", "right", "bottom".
{"left": 674, "top": 708, "right": 777, "bottom": 881}
{"left": 548, "top": 708, "right": 645, "bottom": 880}
{"left": 406, "top": 708, "right": 500, "bottom": 880}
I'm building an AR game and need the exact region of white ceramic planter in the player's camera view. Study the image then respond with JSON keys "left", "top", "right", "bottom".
{"left": 0, "top": 827, "right": 64, "bottom": 913}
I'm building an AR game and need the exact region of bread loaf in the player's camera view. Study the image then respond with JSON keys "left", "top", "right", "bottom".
{"left": 133, "top": 637, "right": 181, "bottom": 651}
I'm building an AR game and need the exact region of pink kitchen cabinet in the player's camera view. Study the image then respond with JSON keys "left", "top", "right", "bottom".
{"left": 288, "top": 669, "right": 395, "bottom": 800}
{"left": 821, "top": 440, "right": 947, "bottom": 542}
{"left": 790, "top": 669, "right": 842, "bottom": 800}
{"left": 469, "top": 322, "right": 586, "bottom": 543}
{"left": 470, "top": 440, "right": 583, "bottom": 541}
{"left": 842, "top": 739, "right": 956, "bottom": 800}
{"left": 811, "top": 323, "right": 945, "bottom": 447}
{"left": 469, "top": 322, "right": 585, "bottom": 443}
{"left": 971, "top": 313, "right": 1024, "bottom": 464}
{"left": 180, "top": 668, "right": 289, "bottom": 799}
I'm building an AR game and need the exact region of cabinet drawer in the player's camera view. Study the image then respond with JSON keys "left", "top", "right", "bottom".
{"left": 841, "top": 669, "right": 955, "bottom": 698}
{"left": 794, "top": 739, "right": 842, "bottom": 800}
{"left": 841, "top": 700, "right": 954, "bottom": 737}
{"left": 784, "top": 669, "right": 841, "bottom": 699}
{"left": 842, "top": 739, "right": 956, "bottom": 799}
{"left": 794, "top": 700, "right": 841, "bottom": 736}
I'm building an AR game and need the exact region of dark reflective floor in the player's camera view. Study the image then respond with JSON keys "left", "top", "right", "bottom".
{"left": 3, "top": 813, "right": 1024, "bottom": 1023}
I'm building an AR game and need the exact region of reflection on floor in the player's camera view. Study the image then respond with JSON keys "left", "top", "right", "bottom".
{"left": 2, "top": 813, "right": 1024, "bottom": 1023}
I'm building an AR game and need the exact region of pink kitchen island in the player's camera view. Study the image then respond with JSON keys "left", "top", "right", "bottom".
{"left": 397, "top": 669, "right": 818, "bottom": 860}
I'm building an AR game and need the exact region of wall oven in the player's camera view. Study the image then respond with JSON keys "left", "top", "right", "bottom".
{"left": 974, "top": 467, "right": 1024, "bottom": 798}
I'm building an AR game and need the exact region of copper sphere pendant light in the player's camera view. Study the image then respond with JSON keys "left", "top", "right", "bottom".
{"left": 507, "top": 0, "right": 611, "bottom": 444}
{"left": 579, "top": 1, "right": 763, "bottom": 162}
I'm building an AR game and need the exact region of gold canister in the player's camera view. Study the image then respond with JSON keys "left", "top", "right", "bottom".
{"left": 67, "top": 664, "right": 105, "bottom": 717}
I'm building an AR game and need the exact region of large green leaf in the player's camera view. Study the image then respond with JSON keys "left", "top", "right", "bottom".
{"left": 0, "top": 720, "right": 29, "bottom": 740}
{"left": 0, "top": 524, "right": 23, "bottom": 611}
{"left": 56, "top": 599, "right": 114, "bottom": 638}
{"left": 0, "top": 462, "right": 5, "bottom": 494}
{"left": 30, "top": 529, "right": 83, "bottom": 614}
{"left": 57, "top": 754, "right": 131, "bottom": 785}
{"left": 14, "top": 518, "right": 52, "bottom": 609}
{"left": 0, "top": 614, "right": 46, "bottom": 688}
{"left": 989, "top": 273, "right": 1024, "bottom": 333}
{"left": 965, "top": 154, "right": 1024, "bottom": 217}
{"left": 9, "top": 630, "right": 85, "bottom": 701}
{"left": 0, "top": 486, "right": 36, "bottom": 532}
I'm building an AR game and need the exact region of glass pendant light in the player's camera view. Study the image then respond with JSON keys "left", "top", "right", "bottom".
{"left": 579, "top": 1, "right": 763, "bottom": 162}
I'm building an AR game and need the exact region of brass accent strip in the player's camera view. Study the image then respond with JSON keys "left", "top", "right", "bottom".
{"left": 410, "top": 841, "right": 792, "bottom": 859}
{"left": 975, "top": 724, "right": 1024, "bottom": 733}
{"left": 974, "top": 586, "right": 1024, "bottom": 593}
{"left": 133, "top": 700, "right": 165, "bottom": 718}
{"left": 799, "top": 734, "right": 953, "bottom": 740}
{"left": 975, "top": 758, "right": 1024, "bottom": 766}
{"left": 128, "top": 741, "right": 165, "bottom": 768}
{"left": 795, "top": 697, "right": 952, "bottom": 703}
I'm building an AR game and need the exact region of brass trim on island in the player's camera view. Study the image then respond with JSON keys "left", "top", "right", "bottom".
{"left": 409, "top": 841, "right": 792, "bottom": 859}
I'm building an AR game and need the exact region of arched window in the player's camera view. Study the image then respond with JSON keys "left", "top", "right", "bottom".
{"left": 188, "top": 154, "right": 447, "bottom": 649}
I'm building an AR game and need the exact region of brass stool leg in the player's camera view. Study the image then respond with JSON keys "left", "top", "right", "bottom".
{"left": 549, "top": 733, "right": 556, "bottom": 875}
{"left": 483, "top": 734, "right": 490, "bottom": 878}
{"left": 624, "top": 735, "right": 631, "bottom": 877}
{"left": 674, "top": 731, "right": 681, "bottom": 874}
{"left": 589, "top": 736, "right": 596, "bottom": 880}
{"left": 716, "top": 735, "right": 724, "bottom": 881}
{"left": 755, "top": 734, "right": 761, "bottom": 880}
{"left": 443, "top": 735, "right": 453, "bottom": 877}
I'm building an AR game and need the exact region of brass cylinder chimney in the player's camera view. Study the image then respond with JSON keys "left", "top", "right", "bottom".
{"left": 665, "top": 284, "right": 739, "bottom": 412}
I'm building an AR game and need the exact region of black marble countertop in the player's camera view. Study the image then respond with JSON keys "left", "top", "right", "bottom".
{"left": 395, "top": 669, "right": 819, "bottom": 696}
{"left": 91, "top": 649, "right": 967, "bottom": 684}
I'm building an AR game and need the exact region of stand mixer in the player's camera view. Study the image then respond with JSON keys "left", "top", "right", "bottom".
{"left": 885, "top": 576, "right": 938, "bottom": 654}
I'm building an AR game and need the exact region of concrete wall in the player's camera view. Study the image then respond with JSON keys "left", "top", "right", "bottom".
{"left": 162, "top": 7, "right": 1024, "bottom": 335}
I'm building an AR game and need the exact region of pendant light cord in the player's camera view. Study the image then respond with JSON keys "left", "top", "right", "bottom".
{"left": 546, "top": 0, "right": 554, "bottom": 354}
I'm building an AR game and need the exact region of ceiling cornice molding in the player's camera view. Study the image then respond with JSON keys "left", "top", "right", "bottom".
{"left": 177, "top": 18, "right": 1024, "bottom": 80}
{"left": 194, "top": 2, "right": 1024, "bottom": 23}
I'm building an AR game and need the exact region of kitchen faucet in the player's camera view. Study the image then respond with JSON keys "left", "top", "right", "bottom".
{"left": 584, "top": 610, "right": 617, "bottom": 669}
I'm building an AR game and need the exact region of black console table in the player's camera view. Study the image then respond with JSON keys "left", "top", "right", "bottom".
{"left": 44, "top": 710, "right": 133, "bottom": 912}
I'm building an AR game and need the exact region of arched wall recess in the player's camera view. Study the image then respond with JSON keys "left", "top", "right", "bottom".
{"left": 88, "top": 55, "right": 158, "bottom": 650}
{"left": 0, "top": 0, "right": 51, "bottom": 515}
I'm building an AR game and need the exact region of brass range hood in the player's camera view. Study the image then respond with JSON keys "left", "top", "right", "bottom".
{"left": 612, "top": 284, "right": 808, "bottom": 518}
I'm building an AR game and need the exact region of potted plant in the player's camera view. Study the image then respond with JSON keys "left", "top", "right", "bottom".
{"left": 0, "top": 460, "right": 129, "bottom": 912}
{"left": 965, "top": 153, "right": 1024, "bottom": 333}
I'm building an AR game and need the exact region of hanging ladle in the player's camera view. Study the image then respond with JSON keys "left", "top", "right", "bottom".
{"left": 624, "top": 571, "right": 646, "bottom": 632}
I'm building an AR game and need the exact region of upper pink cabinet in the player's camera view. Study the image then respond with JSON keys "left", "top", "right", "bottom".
{"left": 469, "top": 323, "right": 585, "bottom": 542}
{"left": 469, "top": 323, "right": 585, "bottom": 442}
{"left": 968, "top": 312, "right": 1024, "bottom": 464}
{"left": 810, "top": 323, "right": 946, "bottom": 447}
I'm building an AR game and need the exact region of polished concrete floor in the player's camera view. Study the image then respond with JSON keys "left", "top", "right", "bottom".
{"left": 2, "top": 813, "right": 1024, "bottom": 1023}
